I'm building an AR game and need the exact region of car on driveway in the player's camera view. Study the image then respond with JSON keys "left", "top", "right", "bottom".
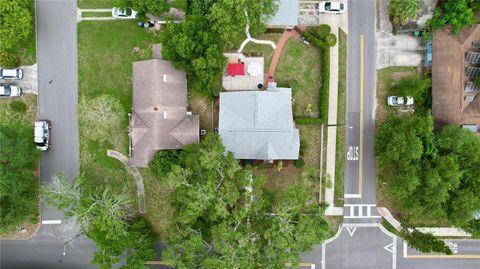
{"left": 34, "top": 120, "right": 51, "bottom": 151}
{"left": 317, "top": 1, "right": 345, "bottom": 14}
{"left": 0, "top": 84, "right": 22, "bottom": 98}
{"left": 0, "top": 68, "right": 23, "bottom": 80}
{"left": 112, "top": 7, "right": 137, "bottom": 19}
{"left": 387, "top": 96, "right": 414, "bottom": 106}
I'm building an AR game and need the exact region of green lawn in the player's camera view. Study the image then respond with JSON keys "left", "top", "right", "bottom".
{"left": 242, "top": 33, "right": 280, "bottom": 71}
{"left": 376, "top": 66, "right": 417, "bottom": 122}
{"left": 77, "top": 0, "right": 128, "bottom": 9}
{"left": 276, "top": 39, "right": 322, "bottom": 117}
{"left": 78, "top": 0, "right": 187, "bottom": 11}
{"left": 77, "top": 20, "right": 158, "bottom": 185}
{"left": 334, "top": 29, "right": 347, "bottom": 206}
{"left": 82, "top": 12, "right": 112, "bottom": 17}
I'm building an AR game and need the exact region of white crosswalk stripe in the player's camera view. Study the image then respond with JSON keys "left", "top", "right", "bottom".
{"left": 344, "top": 204, "right": 381, "bottom": 219}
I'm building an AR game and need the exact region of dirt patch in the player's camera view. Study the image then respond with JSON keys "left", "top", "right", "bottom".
{"left": 391, "top": 71, "right": 417, "bottom": 81}
{"left": 0, "top": 220, "right": 40, "bottom": 239}
{"left": 188, "top": 95, "right": 219, "bottom": 137}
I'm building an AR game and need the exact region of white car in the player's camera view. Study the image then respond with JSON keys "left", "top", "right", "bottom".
{"left": 34, "top": 120, "right": 51, "bottom": 151}
{"left": 0, "top": 68, "right": 23, "bottom": 80}
{"left": 112, "top": 7, "right": 137, "bottom": 19}
{"left": 387, "top": 96, "right": 414, "bottom": 106}
{"left": 0, "top": 85, "right": 22, "bottom": 98}
{"left": 317, "top": 1, "right": 345, "bottom": 14}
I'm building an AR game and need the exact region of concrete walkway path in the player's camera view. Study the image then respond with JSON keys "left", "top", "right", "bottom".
{"left": 378, "top": 207, "right": 471, "bottom": 236}
{"left": 107, "top": 150, "right": 146, "bottom": 214}
{"left": 237, "top": 9, "right": 276, "bottom": 53}
{"left": 266, "top": 29, "right": 300, "bottom": 82}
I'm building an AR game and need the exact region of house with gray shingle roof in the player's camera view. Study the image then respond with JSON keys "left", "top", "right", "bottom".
{"left": 129, "top": 59, "right": 199, "bottom": 167}
{"left": 218, "top": 86, "right": 300, "bottom": 161}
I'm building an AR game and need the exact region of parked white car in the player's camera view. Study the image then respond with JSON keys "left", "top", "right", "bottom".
{"left": 0, "top": 85, "right": 22, "bottom": 98}
{"left": 317, "top": 1, "right": 346, "bottom": 14}
{"left": 0, "top": 68, "right": 23, "bottom": 80}
{"left": 34, "top": 120, "right": 51, "bottom": 151}
{"left": 387, "top": 96, "right": 414, "bottom": 106}
{"left": 112, "top": 7, "right": 137, "bottom": 19}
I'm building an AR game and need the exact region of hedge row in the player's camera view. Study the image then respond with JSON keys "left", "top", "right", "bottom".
{"left": 294, "top": 117, "right": 323, "bottom": 125}
{"left": 319, "top": 49, "right": 330, "bottom": 123}
{"left": 302, "top": 26, "right": 333, "bottom": 123}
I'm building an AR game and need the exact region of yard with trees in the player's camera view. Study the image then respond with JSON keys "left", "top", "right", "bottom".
{"left": 161, "top": 0, "right": 278, "bottom": 97}
{"left": 375, "top": 115, "right": 480, "bottom": 237}
{"left": 425, "top": 0, "right": 480, "bottom": 39}
{"left": 42, "top": 174, "right": 157, "bottom": 268}
{"left": 149, "top": 134, "right": 331, "bottom": 268}
{"left": 0, "top": 0, "right": 36, "bottom": 66}
{"left": 0, "top": 95, "right": 40, "bottom": 236}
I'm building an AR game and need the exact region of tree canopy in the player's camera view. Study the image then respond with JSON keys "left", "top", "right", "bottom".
{"left": 161, "top": 0, "right": 278, "bottom": 97}
{"left": 389, "top": 0, "right": 420, "bottom": 25}
{"left": 426, "top": 0, "right": 478, "bottom": 35}
{"left": 0, "top": 122, "right": 40, "bottom": 232}
{"left": 375, "top": 115, "right": 480, "bottom": 231}
{"left": 160, "top": 134, "right": 330, "bottom": 268}
{"left": 131, "top": 0, "right": 169, "bottom": 17}
{"left": 42, "top": 176, "right": 156, "bottom": 269}
{"left": 390, "top": 76, "right": 431, "bottom": 114}
{"left": 0, "top": 0, "right": 32, "bottom": 51}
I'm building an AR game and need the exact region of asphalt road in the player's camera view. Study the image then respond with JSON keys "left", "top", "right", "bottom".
{"left": 344, "top": 0, "right": 377, "bottom": 207}
{"left": 1, "top": 0, "right": 82, "bottom": 267}
{"left": 36, "top": 0, "right": 80, "bottom": 228}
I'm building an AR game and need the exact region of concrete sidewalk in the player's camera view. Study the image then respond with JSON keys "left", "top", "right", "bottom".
{"left": 378, "top": 207, "right": 471, "bottom": 237}
{"left": 321, "top": 13, "right": 347, "bottom": 216}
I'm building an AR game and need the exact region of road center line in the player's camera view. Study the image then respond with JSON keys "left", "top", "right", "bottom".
{"left": 359, "top": 34, "right": 364, "bottom": 195}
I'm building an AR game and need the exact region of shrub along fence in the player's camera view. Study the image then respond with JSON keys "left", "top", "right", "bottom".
{"left": 294, "top": 25, "right": 336, "bottom": 125}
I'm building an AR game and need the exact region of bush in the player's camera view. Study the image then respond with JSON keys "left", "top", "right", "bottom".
{"left": 299, "top": 139, "right": 308, "bottom": 157}
{"left": 294, "top": 158, "right": 305, "bottom": 168}
{"left": 0, "top": 51, "right": 19, "bottom": 68}
{"left": 325, "top": 33, "right": 337, "bottom": 47}
{"left": 9, "top": 101, "right": 27, "bottom": 113}
{"left": 309, "top": 24, "right": 331, "bottom": 39}
{"left": 148, "top": 150, "right": 180, "bottom": 178}
{"left": 319, "top": 49, "right": 330, "bottom": 122}
{"left": 295, "top": 117, "right": 322, "bottom": 125}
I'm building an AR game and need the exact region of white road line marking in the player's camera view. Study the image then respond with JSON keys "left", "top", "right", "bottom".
{"left": 403, "top": 241, "right": 408, "bottom": 258}
{"left": 321, "top": 243, "right": 326, "bottom": 269}
{"left": 42, "top": 220, "right": 62, "bottom": 225}
{"left": 384, "top": 242, "right": 395, "bottom": 253}
{"left": 345, "top": 215, "right": 381, "bottom": 219}
{"left": 367, "top": 206, "right": 371, "bottom": 217}
{"left": 347, "top": 226, "right": 357, "bottom": 237}
{"left": 345, "top": 193, "right": 362, "bottom": 198}
{"left": 349, "top": 205, "right": 354, "bottom": 216}
{"left": 344, "top": 204, "right": 377, "bottom": 207}
{"left": 358, "top": 206, "right": 363, "bottom": 217}
{"left": 393, "top": 237, "right": 397, "bottom": 269}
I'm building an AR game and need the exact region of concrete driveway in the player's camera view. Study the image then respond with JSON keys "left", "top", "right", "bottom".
{"left": 377, "top": 32, "right": 423, "bottom": 69}
{"left": 0, "top": 64, "right": 38, "bottom": 94}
